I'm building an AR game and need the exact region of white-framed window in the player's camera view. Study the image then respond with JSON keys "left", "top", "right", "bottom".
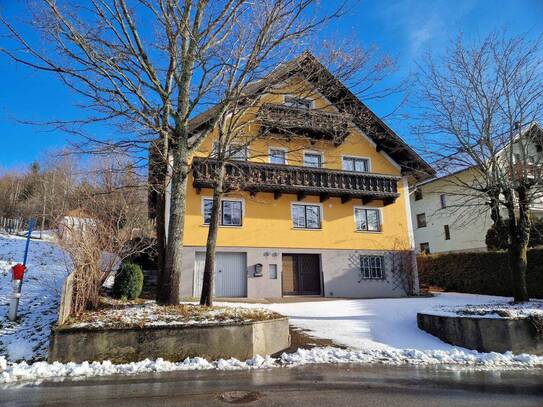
{"left": 211, "top": 142, "right": 248, "bottom": 161}
{"left": 360, "top": 255, "right": 385, "bottom": 279}
{"left": 292, "top": 203, "right": 322, "bottom": 229}
{"left": 284, "top": 96, "right": 312, "bottom": 109}
{"left": 343, "top": 156, "right": 370, "bottom": 172}
{"left": 202, "top": 198, "right": 243, "bottom": 226}
{"left": 269, "top": 148, "right": 287, "bottom": 165}
{"left": 303, "top": 151, "right": 323, "bottom": 168}
{"left": 354, "top": 207, "right": 381, "bottom": 232}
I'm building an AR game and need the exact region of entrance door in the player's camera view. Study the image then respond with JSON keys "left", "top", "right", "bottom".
{"left": 194, "top": 252, "right": 247, "bottom": 297}
{"left": 282, "top": 254, "right": 321, "bottom": 295}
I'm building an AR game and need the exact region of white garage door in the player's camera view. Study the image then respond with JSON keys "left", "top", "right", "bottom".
{"left": 193, "top": 252, "right": 247, "bottom": 297}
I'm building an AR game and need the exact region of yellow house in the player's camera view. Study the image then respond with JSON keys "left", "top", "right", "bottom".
{"left": 160, "top": 53, "right": 434, "bottom": 299}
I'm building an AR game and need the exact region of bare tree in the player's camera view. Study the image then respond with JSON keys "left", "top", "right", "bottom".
{"left": 1, "top": 0, "right": 349, "bottom": 304}
{"left": 416, "top": 31, "right": 543, "bottom": 302}
{"left": 58, "top": 156, "right": 151, "bottom": 315}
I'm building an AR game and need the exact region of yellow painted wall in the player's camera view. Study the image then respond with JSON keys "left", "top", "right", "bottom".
{"left": 183, "top": 77, "right": 412, "bottom": 251}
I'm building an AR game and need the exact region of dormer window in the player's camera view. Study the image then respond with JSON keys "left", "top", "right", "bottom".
{"left": 284, "top": 96, "right": 312, "bottom": 109}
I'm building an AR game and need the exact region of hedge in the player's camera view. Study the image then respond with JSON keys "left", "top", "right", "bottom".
{"left": 417, "top": 248, "right": 543, "bottom": 299}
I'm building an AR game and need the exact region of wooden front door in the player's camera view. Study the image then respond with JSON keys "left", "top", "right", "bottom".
{"left": 282, "top": 254, "right": 321, "bottom": 295}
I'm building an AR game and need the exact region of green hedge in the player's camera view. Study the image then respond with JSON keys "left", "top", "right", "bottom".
{"left": 417, "top": 249, "right": 543, "bottom": 299}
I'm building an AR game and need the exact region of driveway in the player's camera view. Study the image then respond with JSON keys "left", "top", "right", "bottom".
{"left": 218, "top": 292, "right": 512, "bottom": 352}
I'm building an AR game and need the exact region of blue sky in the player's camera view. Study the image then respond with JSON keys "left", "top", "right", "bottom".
{"left": 0, "top": 0, "right": 541, "bottom": 170}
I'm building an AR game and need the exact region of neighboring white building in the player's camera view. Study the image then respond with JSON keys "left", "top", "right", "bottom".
{"left": 410, "top": 169, "right": 492, "bottom": 254}
{"left": 411, "top": 123, "right": 543, "bottom": 254}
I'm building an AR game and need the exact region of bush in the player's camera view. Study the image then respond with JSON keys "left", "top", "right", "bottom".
{"left": 112, "top": 262, "right": 144, "bottom": 300}
{"left": 486, "top": 218, "right": 543, "bottom": 251}
{"left": 417, "top": 249, "right": 543, "bottom": 298}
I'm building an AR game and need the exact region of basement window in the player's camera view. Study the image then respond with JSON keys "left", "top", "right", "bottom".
{"left": 360, "top": 255, "right": 385, "bottom": 280}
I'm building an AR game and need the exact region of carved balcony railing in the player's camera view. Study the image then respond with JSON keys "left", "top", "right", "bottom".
{"left": 192, "top": 157, "right": 400, "bottom": 205}
{"left": 258, "top": 103, "right": 350, "bottom": 144}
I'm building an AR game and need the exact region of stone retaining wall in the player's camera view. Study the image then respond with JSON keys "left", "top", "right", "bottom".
{"left": 48, "top": 317, "right": 290, "bottom": 364}
{"left": 417, "top": 312, "right": 543, "bottom": 355}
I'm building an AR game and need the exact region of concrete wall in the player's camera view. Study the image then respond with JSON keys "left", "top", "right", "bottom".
{"left": 49, "top": 318, "right": 290, "bottom": 364}
{"left": 182, "top": 246, "right": 415, "bottom": 299}
{"left": 417, "top": 312, "right": 543, "bottom": 355}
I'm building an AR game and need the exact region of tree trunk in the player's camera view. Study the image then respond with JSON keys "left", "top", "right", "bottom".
{"left": 150, "top": 137, "right": 170, "bottom": 304}
{"left": 506, "top": 187, "right": 530, "bottom": 302}
{"left": 200, "top": 165, "right": 225, "bottom": 307}
{"left": 162, "top": 143, "right": 190, "bottom": 305}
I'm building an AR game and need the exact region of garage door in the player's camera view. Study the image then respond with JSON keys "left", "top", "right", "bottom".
{"left": 193, "top": 252, "right": 247, "bottom": 297}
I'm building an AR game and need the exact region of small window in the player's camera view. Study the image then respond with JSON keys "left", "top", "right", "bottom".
{"left": 355, "top": 208, "right": 381, "bottom": 232}
{"left": 343, "top": 157, "right": 369, "bottom": 172}
{"left": 292, "top": 204, "right": 321, "bottom": 229}
{"left": 416, "top": 213, "right": 427, "bottom": 228}
{"left": 440, "top": 194, "right": 447, "bottom": 209}
{"left": 444, "top": 225, "right": 451, "bottom": 240}
{"left": 203, "top": 199, "right": 213, "bottom": 224}
{"left": 304, "top": 152, "right": 322, "bottom": 168}
{"left": 284, "top": 96, "right": 311, "bottom": 109}
{"left": 360, "top": 255, "right": 385, "bottom": 279}
{"left": 269, "top": 264, "right": 278, "bottom": 279}
{"left": 420, "top": 242, "right": 430, "bottom": 254}
{"left": 203, "top": 199, "right": 242, "bottom": 226}
{"left": 414, "top": 188, "right": 423, "bottom": 201}
{"left": 269, "top": 149, "right": 286, "bottom": 165}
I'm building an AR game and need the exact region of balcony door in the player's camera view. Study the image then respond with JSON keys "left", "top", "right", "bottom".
{"left": 282, "top": 254, "right": 321, "bottom": 295}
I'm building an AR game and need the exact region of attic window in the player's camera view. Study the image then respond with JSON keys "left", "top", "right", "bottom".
{"left": 284, "top": 96, "right": 312, "bottom": 109}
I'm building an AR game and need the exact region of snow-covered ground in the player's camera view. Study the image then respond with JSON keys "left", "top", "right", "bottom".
{"left": 0, "top": 234, "right": 67, "bottom": 362}
{"left": 215, "top": 293, "right": 527, "bottom": 352}
{"left": 1, "top": 233, "right": 543, "bottom": 385}
{"left": 426, "top": 300, "right": 543, "bottom": 319}
{"left": 69, "top": 299, "right": 280, "bottom": 329}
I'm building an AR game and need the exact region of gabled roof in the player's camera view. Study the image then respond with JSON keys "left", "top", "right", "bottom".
{"left": 189, "top": 52, "right": 435, "bottom": 181}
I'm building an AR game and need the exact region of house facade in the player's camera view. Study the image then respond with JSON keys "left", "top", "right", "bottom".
{"left": 158, "top": 54, "right": 434, "bottom": 299}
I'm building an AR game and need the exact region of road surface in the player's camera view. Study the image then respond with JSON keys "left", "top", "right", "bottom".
{"left": 1, "top": 363, "right": 542, "bottom": 406}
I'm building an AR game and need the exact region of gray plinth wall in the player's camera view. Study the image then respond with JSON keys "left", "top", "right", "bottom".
{"left": 417, "top": 313, "right": 543, "bottom": 355}
{"left": 49, "top": 317, "right": 290, "bottom": 364}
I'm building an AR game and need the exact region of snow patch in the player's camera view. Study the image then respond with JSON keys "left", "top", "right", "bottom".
{"left": 424, "top": 300, "right": 543, "bottom": 319}
{"left": 2, "top": 346, "right": 543, "bottom": 384}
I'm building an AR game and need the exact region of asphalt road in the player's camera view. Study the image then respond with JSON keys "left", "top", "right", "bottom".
{"left": 1, "top": 364, "right": 542, "bottom": 407}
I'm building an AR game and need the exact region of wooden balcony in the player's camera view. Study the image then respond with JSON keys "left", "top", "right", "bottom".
{"left": 192, "top": 158, "right": 400, "bottom": 205}
{"left": 258, "top": 103, "right": 350, "bottom": 144}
